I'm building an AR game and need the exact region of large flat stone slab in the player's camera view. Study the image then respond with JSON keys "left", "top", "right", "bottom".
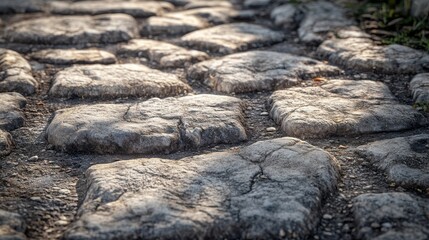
{"left": 317, "top": 27, "right": 429, "bottom": 74}
{"left": 0, "top": 49, "right": 38, "bottom": 95}
{"left": 356, "top": 134, "right": 429, "bottom": 189}
{"left": 0, "top": 0, "right": 43, "bottom": 13}
{"left": 64, "top": 137, "right": 339, "bottom": 239}
{"left": 353, "top": 193, "right": 429, "bottom": 240}
{"left": 50, "top": 1, "right": 174, "bottom": 18}
{"left": 4, "top": 14, "right": 138, "bottom": 45}
{"left": 0, "top": 209, "right": 26, "bottom": 240}
{"left": 181, "top": 23, "right": 284, "bottom": 54}
{"left": 49, "top": 64, "right": 191, "bottom": 99}
{"left": 269, "top": 80, "right": 427, "bottom": 139}
{"left": 46, "top": 94, "right": 247, "bottom": 154}
{"left": 0, "top": 130, "right": 13, "bottom": 156}
{"left": 118, "top": 39, "right": 208, "bottom": 67}
{"left": 187, "top": 51, "right": 341, "bottom": 93}
{"left": 0, "top": 92, "right": 26, "bottom": 131}
{"left": 410, "top": 73, "right": 429, "bottom": 104}
{"left": 30, "top": 49, "right": 116, "bottom": 65}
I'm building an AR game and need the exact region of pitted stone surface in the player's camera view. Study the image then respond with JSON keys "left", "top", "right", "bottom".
{"left": 356, "top": 134, "right": 429, "bottom": 189}
{"left": 4, "top": 14, "right": 138, "bottom": 45}
{"left": 0, "top": 130, "right": 13, "bottom": 156}
{"left": 64, "top": 137, "right": 339, "bottom": 239}
{"left": 46, "top": 94, "right": 247, "bottom": 154}
{"left": 0, "top": 92, "right": 26, "bottom": 131}
{"left": 0, "top": 49, "right": 38, "bottom": 95}
{"left": 0, "top": 0, "right": 43, "bottom": 13}
{"left": 181, "top": 23, "right": 284, "bottom": 54}
{"left": 410, "top": 73, "right": 429, "bottom": 103}
{"left": 187, "top": 51, "right": 341, "bottom": 93}
{"left": 317, "top": 28, "right": 429, "bottom": 74}
{"left": 353, "top": 193, "right": 429, "bottom": 240}
{"left": 50, "top": 1, "right": 174, "bottom": 18}
{"left": 30, "top": 49, "right": 116, "bottom": 65}
{"left": 49, "top": 64, "right": 191, "bottom": 99}
{"left": 0, "top": 209, "right": 26, "bottom": 240}
{"left": 269, "top": 80, "right": 427, "bottom": 139}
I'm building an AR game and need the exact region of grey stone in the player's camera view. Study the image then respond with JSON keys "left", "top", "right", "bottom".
{"left": 0, "top": 130, "right": 13, "bottom": 156}
{"left": 356, "top": 134, "right": 429, "bottom": 189}
{"left": 0, "top": 209, "right": 26, "bottom": 240}
{"left": 50, "top": 1, "right": 174, "bottom": 18}
{"left": 270, "top": 4, "right": 301, "bottom": 29}
{"left": 353, "top": 193, "right": 429, "bottom": 240}
{"left": 49, "top": 64, "right": 191, "bottom": 99}
{"left": 30, "top": 49, "right": 116, "bottom": 65}
{"left": 317, "top": 28, "right": 429, "bottom": 74}
{"left": 4, "top": 14, "right": 138, "bottom": 45}
{"left": 117, "top": 39, "right": 208, "bottom": 67}
{"left": 64, "top": 137, "right": 339, "bottom": 239}
{"left": 269, "top": 80, "right": 427, "bottom": 139}
{"left": 411, "top": 0, "right": 429, "bottom": 18}
{"left": 0, "top": 92, "right": 26, "bottom": 131}
{"left": 0, "top": 0, "right": 43, "bottom": 13}
{"left": 187, "top": 51, "right": 340, "bottom": 93}
{"left": 184, "top": 0, "right": 233, "bottom": 9}
{"left": 244, "top": 0, "right": 271, "bottom": 8}
{"left": 181, "top": 23, "right": 284, "bottom": 54}
{"left": 0, "top": 49, "right": 38, "bottom": 95}
{"left": 46, "top": 94, "right": 247, "bottom": 154}
{"left": 410, "top": 73, "right": 429, "bottom": 103}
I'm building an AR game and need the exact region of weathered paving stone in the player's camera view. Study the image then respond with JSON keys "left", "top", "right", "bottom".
{"left": 0, "top": 0, "right": 43, "bottom": 13}
{"left": 0, "top": 92, "right": 26, "bottom": 131}
{"left": 187, "top": 51, "right": 341, "bottom": 93}
{"left": 50, "top": 1, "right": 174, "bottom": 18}
{"left": 270, "top": 4, "right": 301, "bottom": 30}
{"left": 317, "top": 27, "right": 429, "bottom": 74}
{"left": 356, "top": 134, "right": 429, "bottom": 189}
{"left": 269, "top": 80, "right": 427, "bottom": 139}
{"left": 181, "top": 23, "right": 284, "bottom": 54}
{"left": 118, "top": 39, "right": 209, "bottom": 67}
{"left": 410, "top": 73, "right": 429, "bottom": 104}
{"left": 0, "top": 49, "right": 38, "bottom": 95}
{"left": 0, "top": 130, "right": 13, "bottom": 156}
{"left": 184, "top": 0, "right": 233, "bottom": 9}
{"left": 0, "top": 209, "right": 26, "bottom": 240}
{"left": 30, "top": 49, "right": 116, "bottom": 65}
{"left": 46, "top": 94, "right": 247, "bottom": 154}
{"left": 64, "top": 137, "right": 339, "bottom": 239}
{"left": 244, "top": 0, "right": 271, "bottom": 8}
{"left": 353, "top": 193, "right": 429, "bottom": 240}
{"left": 49, "top": 64, "right": 191, "bottom": 99}
{"left": 4, "top": 14, "right": 138, "bottom": 45}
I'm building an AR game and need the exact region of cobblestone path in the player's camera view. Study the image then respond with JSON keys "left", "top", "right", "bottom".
{"left": 0, "top": 0, "right": 428, "bottom": 239}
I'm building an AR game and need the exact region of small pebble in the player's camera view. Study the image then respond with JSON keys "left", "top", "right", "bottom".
{"left": 28, "top": 155, "right": 39, "bottom": 162}
{"left": 266, "top": 127, "right": 276, "bottom": 132}
{"left": 30, "top": 196, "right": 41, "bottom": 201}
{"left": 371, "top": 222, "right": 380, "bottom": 228}
{"left": 260, "top": 111, "right": 269, "bottom": 116}
{"left": 323, "top": 214, "right": 333, "bottom": 220}
{"left": 381, "top": 222, "right": 392, "bottom": 228}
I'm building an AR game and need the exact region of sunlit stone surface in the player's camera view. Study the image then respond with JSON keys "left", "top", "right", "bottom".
{"left": 30, "top": 49, "right": 116, "bottom": 65}
{"left": 0, "top": 130, "right": 13, "bottom": 156}
{"left": 0, "top": 92, "right": 26, "bottom": 131}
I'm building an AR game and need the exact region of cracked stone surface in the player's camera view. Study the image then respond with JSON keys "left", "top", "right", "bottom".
{"left": 356, "top": 134, "right": 429, "bottom": 189}
{"left": 187, "top": 51, "right": 341, "bottom": 93}
{"left": 49, "top": 64, "right": 191, "bottom": 99}
{"left": 46, "top": 94, "right": 247, "bottom": 154}
{"left": 410, "top": 73, "right": 429, "bottom": 103}
{"left": 317, "top": 27, "right": 429, "bottom": 74}
{"left": 0, "top": 92, "right": 26, "bottom": 131}
{"left": 30, "top": 49, "right": 116, "bottom": 65}
{"left": 353, "top": 193, "right": 429, "bottom": 240}
{"left": 4, "top": 14, "right": 138, "bottom": 45}
{"left": 0, "top": 209, "right": 26, "bottom": 240}
{"left": 117, "top": 39, "right": 208, "bottom": 67}
{"left": 0, "top": 130, "right": 13, "bottom": 156}
{"left": 64, "top": 137, "right": 339, "bottom": 239}
{"left": 0, "top": 0, "right": 43, "bottom": 13}
{"left": 181, "top": 23, "right": 284, "bottom": 54}
{"left": 0, "top": 49, "right": 38, "bottom": 95}
{"left": 50, "top": 1, "right": 174, "bottom": 18}
{"left": 269, "top": 80, "right": 427, "bottom": 139}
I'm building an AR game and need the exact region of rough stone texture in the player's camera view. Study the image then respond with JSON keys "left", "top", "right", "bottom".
{"left": 4, "top": 14, "right": 138, "bottom": 45}
{"left": 0, "top": 0, "right": 43, "bottom": 13}
{"left": 30, "top": 49, "right": 116, "bottom": 65}
{"left": 353, "top": 193, "right": 429, "bottom": 240}
{"left": 0, "top": 130, "right": 13, "bottom": 156}
{"left": 0, "top": 92, "right": 26, "bottom": 131}
{"left": 50, "top": 1, "right": 174, "bottom": 18}
{"left": 181, "top": 23, "right": 284, "bottom": 54}
{"left": 0, "top": 49, "right": 38, "bottom": 95}
{"left": 0, "top": 209, "right": 26, "bottom": 240}
{"left": 410, "top": 73, "right": 429, "bottom": 103}
{"left": 49, "top": 64, "right": 191, "bottom": 99}
{"left": 269, "top": 80, "right": 427, "bottom": 139}
{"left": 184, "top": 1, "right": 233, "bottom": 9}
{"left": 118, "top": 39, "right": 209, "bottom": 67}
{"left": 317, "top": 27, "right": 429, "bottom": 74}
{"left": 46, "top": 94, "right": 247, "bottom": 154}
{"left": 64, "top": 137, "right": 339, "bottom": 239}
{"left": 270, "top": 4, "right": 301, "bottom": 29}
{"left": 187, "top": 51, "right": 341, "bottom": 93}
{"left": 411, "top": 0, "right": 429, "bottom": 18}
{"left": 244, "top": 0, "right": 271, "bottom": 8}
{"left": 356, "top": 134, "right": 429, "bottom": 189}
